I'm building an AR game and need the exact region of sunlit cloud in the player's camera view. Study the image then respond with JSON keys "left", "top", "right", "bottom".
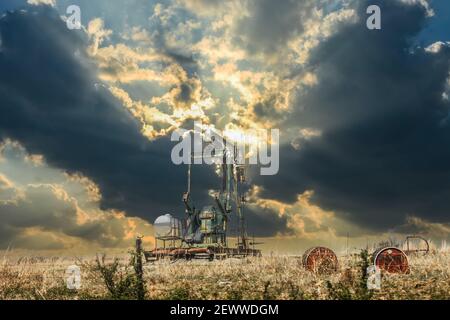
{"left": 0, "top": 140, "right": 154, "bottom": 250}
{"left": 0, "top": 0, "right": 449, "bottom": 252}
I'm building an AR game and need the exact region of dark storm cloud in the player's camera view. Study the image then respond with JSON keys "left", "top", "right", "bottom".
{"left": 244, "top": 207, "right": 289, "bottom": 237}
{"left": 0, "top": 183, "right": 118, "bottom": 249}
{"left": 0, "top": 5, "right": 288, "bottom": 238}
{"left": 234, "top": 0, "right": 314, "bottom": 56}
{"left": 165, "top": 50, "right": 198, "bottom": 72}
{"left": 2, "top": 0, "right": 449, "bottom": 241}
{"left": 0, "top": 6, "right": 217, "bottom": 224}
{"left": 254, "top": 0, "right": 450, "bottom": 231}
{"left": 0, "top": 0, "right": 27, "bottom": 12}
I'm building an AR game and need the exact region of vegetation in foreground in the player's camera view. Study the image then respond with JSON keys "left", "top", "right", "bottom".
{"left": 0, "top": 250, "right": 448, "bottom": 300}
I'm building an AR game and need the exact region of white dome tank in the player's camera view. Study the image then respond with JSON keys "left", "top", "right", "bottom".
{"left": 154, "top": 214, "right": 182, "bottom": 238}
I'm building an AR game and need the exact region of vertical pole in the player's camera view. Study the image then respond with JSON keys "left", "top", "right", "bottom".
{"left": 187, "top": 163, "right": 191, "bottom": 195}
{"left": 135, "top": 236, "right": 145, "bottom": 300}
{"left": 346, "top": 232, "right": 349, "bottom": 256}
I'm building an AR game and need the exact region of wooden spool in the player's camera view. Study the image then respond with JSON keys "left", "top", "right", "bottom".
{"left": 302, "top": 247, "right": 339, "bottom": 274}
{"left": 373, "top": 247, "right": 410, "bottom": 274}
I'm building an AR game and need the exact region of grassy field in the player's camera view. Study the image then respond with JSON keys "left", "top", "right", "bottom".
{"left": 0, "top": 249, "right": 448, "bottom": 300}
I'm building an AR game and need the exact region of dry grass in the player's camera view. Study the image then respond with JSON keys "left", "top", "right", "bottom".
{"left": 0, "top": 251, "right": 448, "bottom": 300}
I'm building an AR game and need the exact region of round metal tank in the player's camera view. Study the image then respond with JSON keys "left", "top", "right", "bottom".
{"left": 373, "top": 247, "right": 409, "bottom": 274}
{"left": 302, "top": 247, "right": 338, "bottom": 274}
{"left": 154, "top": 214, "right": 182, "bottom": 239}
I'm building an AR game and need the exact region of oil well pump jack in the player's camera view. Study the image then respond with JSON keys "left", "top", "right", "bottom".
{"left": 144, "top": 136, "right": 262, "bottom": 262}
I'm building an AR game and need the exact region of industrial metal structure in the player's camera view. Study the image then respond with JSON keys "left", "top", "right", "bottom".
{"left": 372, "top": 247, "right": 410, "bottom": 274}
{"left": 301, "top": 247, "right": 339, "bottom": 274}
{"left": 404, "top": 235, "right": 430, "bottom": 255}
{"left": 144, "top": 135, "right": 261, "bottom": 262}
{"left": 369, "top": 235, "right": 429, "bottom": 274}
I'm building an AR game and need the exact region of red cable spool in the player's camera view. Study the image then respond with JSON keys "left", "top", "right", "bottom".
{"left": 302, "top": 247, "right": 339, "bottom": 274}
{"left": 373, "top": 247, "right": 410, "bottom": 274}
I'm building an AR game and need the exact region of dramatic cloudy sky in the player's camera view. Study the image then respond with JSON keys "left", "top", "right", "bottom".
{"left": 0, "top": 0, "right": 449, "bottom": 253}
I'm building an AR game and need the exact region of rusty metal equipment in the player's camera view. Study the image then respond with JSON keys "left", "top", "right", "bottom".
{"left": 373, "top": 247, "right": 410, "bottom": 274}
{"left": 404, "top": 235, "right": 429, "bottom": 255}
{"left": 302, "top": 247, "right": 339, "bottom": 274}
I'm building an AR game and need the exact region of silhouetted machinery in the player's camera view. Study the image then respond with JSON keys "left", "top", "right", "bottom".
{"left": 404, "top": 235, "right": 430, "bottom": 255}
{"left": 144, "top": 136, "right": 261, "bottom": 262}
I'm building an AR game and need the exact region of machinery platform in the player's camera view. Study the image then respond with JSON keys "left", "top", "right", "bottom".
{"left": 144, "top": 246, "right": 262, "bottom": 262}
